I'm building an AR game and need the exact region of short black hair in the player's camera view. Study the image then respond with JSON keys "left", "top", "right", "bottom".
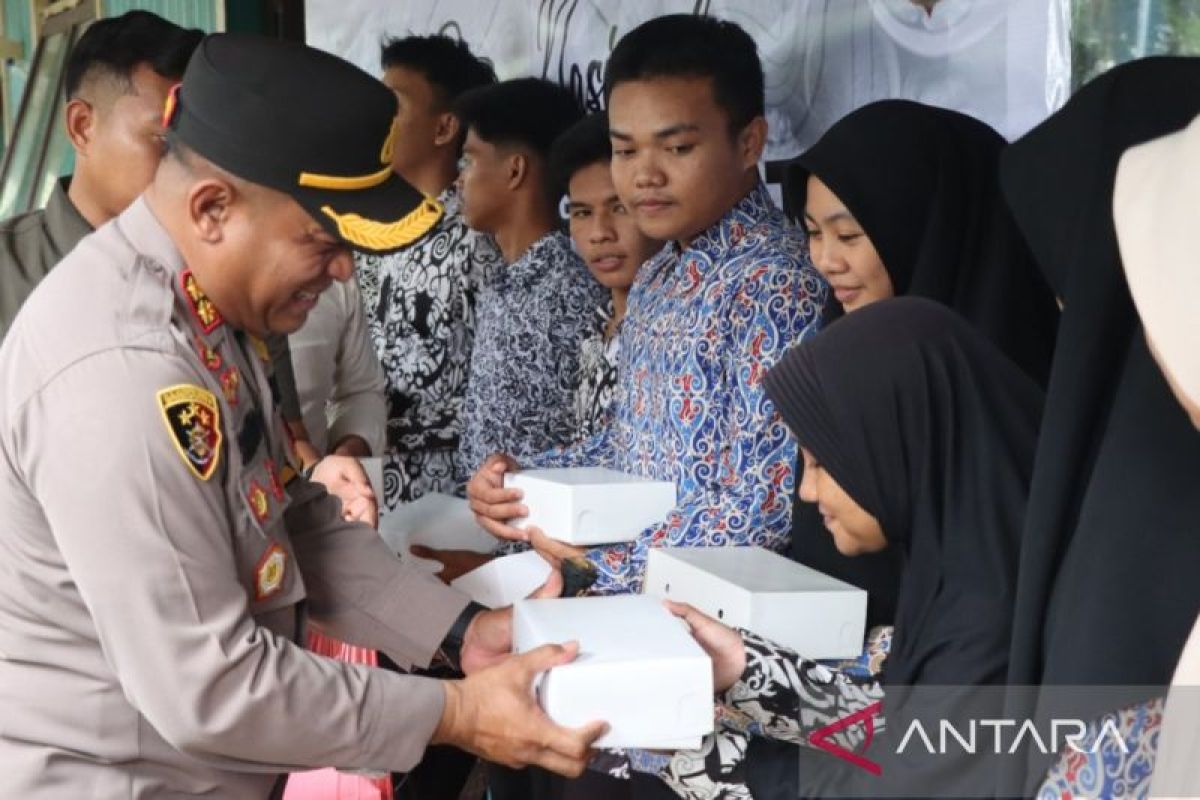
{"left": 379, "top": 34, "right": 496, "bottom": 107}
{"left": 65, "top": 11, "right": 203, "bottom": 101}
{"left": 604, "top": 14, "right": 764, "bottom": 133}
{"left": 550, "top": 113, "right": 611, "bottom": 197}
{"left": 455, "top": 78, "right": 583, "bottom": 158}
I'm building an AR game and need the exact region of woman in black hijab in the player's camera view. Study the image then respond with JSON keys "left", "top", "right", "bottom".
{"left": 779, "top": 100, "right": 1059, "bottom": 659}
{"left": 784, "top": 99, "right": 1059, "bottom": 384}
{"left": 997, "top": 57, "right": 1200, "bottom": 798}
{"left": 657, "top": 297, "right": 1043, "bottom": 798}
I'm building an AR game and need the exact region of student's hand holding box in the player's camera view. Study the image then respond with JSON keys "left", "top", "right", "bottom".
{"left": 467, "top": 452, "right": 529, "bottom": 542}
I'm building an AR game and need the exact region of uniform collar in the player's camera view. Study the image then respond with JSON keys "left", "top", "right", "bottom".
{"left": 44, "top": 176, "right": 94, "bottom": 255}
{"left": 116, "top": 196, "right": 226, "bottom": 341}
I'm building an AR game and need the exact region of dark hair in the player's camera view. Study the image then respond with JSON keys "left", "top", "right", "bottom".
{"left": 603, "top": 14, "right": 764, "bottom": 133}
{"left": 549, "top": 113, "right": 611, "bottom": 196}
{"left": 379, "top": 34, "right": 496, "bottom": 107}
{"left": 455, "top": 77, "right": 583, "bottom": 158}
{"left": 65, "top": 11, "right": 203, "bottom": 100}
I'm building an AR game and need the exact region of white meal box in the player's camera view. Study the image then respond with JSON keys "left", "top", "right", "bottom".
{"left": 644, "top": 546, "right": 867, "bottom": 660}
{"left": 513, "top": 594, "right": 714, "bottom": 749}
{"left": 450, "top": 550, "right": 553, "bottom": 609}
{"left": 503, "top": 467, "right": 675, "bottom": 546}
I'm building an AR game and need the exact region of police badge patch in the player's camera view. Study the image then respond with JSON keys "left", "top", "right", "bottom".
{"left": 157, "top": 384, "right": 222, "bottom": 481}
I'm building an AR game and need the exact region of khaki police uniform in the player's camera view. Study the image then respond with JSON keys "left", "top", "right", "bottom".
{"left": 0, "top": 197, "right": 469, "bottom": 798}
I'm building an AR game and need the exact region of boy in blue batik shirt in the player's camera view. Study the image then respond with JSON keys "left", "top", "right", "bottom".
{"left": 467, "top": 16, "right": 829, "bottom": 596}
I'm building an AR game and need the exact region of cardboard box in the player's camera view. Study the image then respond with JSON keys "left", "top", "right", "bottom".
{"left": 377, "top": 493, "right": 496, "bottom": 575}
{"left": 503, "top": 467, "right": 675, "bottom": 546}
{"left": 513, "top": 595, "right": 714, "bottom": 749}
{"left": 451, "top": 550, "right": 552, "bottom": 609}
{"left": 644, "top": 547, "right": 867, "bottom": 660}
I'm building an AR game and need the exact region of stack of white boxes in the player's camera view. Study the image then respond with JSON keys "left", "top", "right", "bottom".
{"left": 499, "top": 469, "right": 869, "bottom": 748}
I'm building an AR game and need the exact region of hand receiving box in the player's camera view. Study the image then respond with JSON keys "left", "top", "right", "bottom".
{"left": 503, "top": 467, "right": 675, "bottom": 546}
{"left": 513, "top": 594, "right": 714, "bottom": 749}
{"left": 645, "top": 547, "right": 867, "bottom": 660}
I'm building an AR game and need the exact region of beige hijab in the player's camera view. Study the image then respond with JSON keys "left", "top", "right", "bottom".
{"left": 1114, "top": 114, "right": 1200, "bottom": 415}
{"left": 1114, "top": 116, "right": 1200, "bottom": 798}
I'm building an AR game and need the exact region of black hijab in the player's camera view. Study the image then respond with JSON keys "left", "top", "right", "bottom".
{"left": 781, "top": 100, "right": 1058, "bottom": 635}
{"left": 764, "top": 296, "right": 1042, "bottom": 688}
{"left": 997, "top": 56, "right": 1200, "bottom": 792}
{"left": 784, "top": 99, "right": 1058, "bottom": 386}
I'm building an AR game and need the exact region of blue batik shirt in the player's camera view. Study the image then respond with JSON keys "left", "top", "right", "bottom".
{"left": 529, "top": 182, "right": 829, "bottom": 593}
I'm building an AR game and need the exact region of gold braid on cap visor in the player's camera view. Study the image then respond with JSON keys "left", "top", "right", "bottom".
{"left": 319, "top": 198, "right": 443, "bottom": 252}
{"left": 296, "top": 121, "right": 442, "bottom": 250}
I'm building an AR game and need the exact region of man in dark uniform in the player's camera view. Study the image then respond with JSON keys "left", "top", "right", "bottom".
{"left": 0, "top": 33, "right": 603, "bottom": 799}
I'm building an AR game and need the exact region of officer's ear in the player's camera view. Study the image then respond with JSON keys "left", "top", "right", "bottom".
{"left": 64, "top": 98, "right": 96, "bottom": 155}
{"left": 187, "top": 178, "right": 237, "bottom": 244}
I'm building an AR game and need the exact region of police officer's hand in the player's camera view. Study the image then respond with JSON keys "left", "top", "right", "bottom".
{"left": 458, "top": 571, "right": 563, "bottom": 674}
{"left": 467, "top": 453, "right": 527, "bottom": 542}
{"left": 433, "top": 642, "right": 608, "bottom": 776}
{"left": 310, "top": 454, "right": 379, "bottom": 529}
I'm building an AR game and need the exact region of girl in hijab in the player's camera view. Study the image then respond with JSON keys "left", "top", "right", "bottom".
{"left": 653, "top": 297, "right": 1043, "bottom": 799}
{"left": 997, "top": 57, "right": 1200, "bottom": 799}
{"left": 779, "top": 100, "right": 1060, "bottom": 662}
{"left": 784, "top": 99, "right": 1059, "bottom": 384}
{"left": 1111, "top": 109, "right": 1200, "bottom": 800}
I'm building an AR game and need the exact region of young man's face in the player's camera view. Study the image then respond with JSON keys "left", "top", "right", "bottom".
{"left": 78, "top": 62, "right": 176, "bottom": 221}
{"left": 381, "top": 65, "right": 444, "bottom": 179}
{"left": 456, "top": 128, "right": 510, "bottom": 233}
{"left": 567, "top": 160, "right": 659, "bottom": 291}
{"left": 607, "top": 75, "right": 763, "bottom": 244}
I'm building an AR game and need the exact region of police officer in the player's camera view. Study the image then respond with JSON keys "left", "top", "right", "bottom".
{"left": 0, "top": 34, "right": 603, "bottom": 799}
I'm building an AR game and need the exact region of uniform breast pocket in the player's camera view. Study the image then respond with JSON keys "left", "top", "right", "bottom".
{"left": 231, "top": 461, "right": 305, "bottom": 620}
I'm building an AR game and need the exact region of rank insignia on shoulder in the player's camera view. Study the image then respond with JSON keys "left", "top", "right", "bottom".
{"left": 181, "top": 269, "right": 222, "bottom": 334}
{"left": 254, "top": 542, "right": 287, "bottom": 601}
{"left": 219, "top": 366, "right": 240, "bottom": 405}
{"left": 247, "top": 481, "right": 270, "bottom": 522}
{"left": 196, "top": 336, "right": 222, "bottom": 372}
{"left": 157, "top": 384, "right": 222, "bottom": 481}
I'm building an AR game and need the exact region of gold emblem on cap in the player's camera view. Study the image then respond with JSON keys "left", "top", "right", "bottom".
{"left": 296, "top": 119, "right": 398, "bottom": 192}
{"left": 379, "top": 119, "right": 396, "bottom": 165}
